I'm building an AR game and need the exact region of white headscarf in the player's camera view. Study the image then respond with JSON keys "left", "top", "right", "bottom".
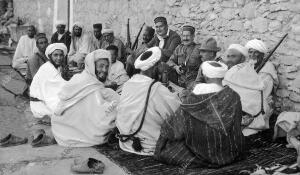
{"left": 55, "top": 20, "right": 66, "bottom": 27}
{"left": 84, "top": 49, "right": 111, "bottom": 78}
{"left": 228, "top": 44, "right": 248, "bottom": 58}
{"left": 201, "top": 61, "right": 228, "bottom": 78}
{"left": 134, "top": 47, "right": 161, "bottom": 71}
{"left": 245, "top": 39, "right": 268, "bottom": 54}
{"left": 45, "top": 43, "right": 68, "bottom": 59}
{"left": 102, "top": 28, "right": 114, "bottom": 34}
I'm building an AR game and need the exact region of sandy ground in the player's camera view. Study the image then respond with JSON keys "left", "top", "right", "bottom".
{"left": 0, "top": 98, "right": 126, "bottom": 175}
{"left": 0, "top": 53, "right": 126, "bottom": 175}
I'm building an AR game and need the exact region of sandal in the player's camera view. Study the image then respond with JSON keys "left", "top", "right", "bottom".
{"left": 71, "top": 157, "right": 105, "bottom": 174}
{"left": 0, "top": 134, "right": 28, "bottom": 147}
{"left": 36, "top": 115, "right": 51, "bottom": 126}
{"left": 31, "top": 132, "right": 56, "bottom": 147}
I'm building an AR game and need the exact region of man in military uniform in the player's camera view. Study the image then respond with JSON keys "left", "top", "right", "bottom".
{"left": 167, "top": 25, "right": 201, "bottom": 88}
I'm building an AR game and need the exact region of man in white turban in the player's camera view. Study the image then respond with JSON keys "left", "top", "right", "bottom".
{"left": 222, "top": 44, "right": 248, "bottom": 69}
{"left": 193, "top": 61, "right": 228, "bottom": 94}
{"left": 222, "top": 39, "right": 278, "bottom": 136}
{"left": 116, "top": 47, "right": 181, "bottom": 155}
{"left": 154, "top": 60, "right": 246, "bottom": 167}
{"left": 30, "top": 43, "right": 68, "bottom": 119}
{"left": 51, "top": 49, "right": 120, "bottom": 147}
{"left": 50, "top": 20, "right": 71, "bottom": 51}
{"left": 68, "top": 22, "right": 93, "bottom": 69}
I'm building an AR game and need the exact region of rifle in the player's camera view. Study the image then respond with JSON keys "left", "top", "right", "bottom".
{"left": 256, "top": 33, "right": 288, "bottom": 73}
{"left": 131, "top": 22, "right": 145, "bottom": 50}
{"left": 126, "top": 18, "right": 132, "bottom": 49}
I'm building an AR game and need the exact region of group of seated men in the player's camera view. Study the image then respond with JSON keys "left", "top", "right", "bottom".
{"left": 11, "top": 16, "right": 283, "bottom": 168}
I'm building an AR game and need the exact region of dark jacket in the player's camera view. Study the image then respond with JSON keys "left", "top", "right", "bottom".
{"left": 147, "top": 29, "right": 181, "bottom": 62}
{"left": 50, "top": 31, "right": 72, "bottom": 51}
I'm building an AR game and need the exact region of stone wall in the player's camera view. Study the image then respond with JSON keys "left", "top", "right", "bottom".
{"left": 12, "top": 0, "right": 300, "bottom": 112}
{"left": 13, "top": 0, "right": 54, "bottom": 39}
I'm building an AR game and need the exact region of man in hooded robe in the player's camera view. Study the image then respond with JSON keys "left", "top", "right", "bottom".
{"left": 154, "top": 61, "right": 246, "bottom": 168}
{"left": 223, "top": 39, "right": 278, "bottom": 136}
{"left": 68, "top": 22, "right": 93, "bottom": 68}
{"left": 116, "top": 47, "right": 181, "bottom": 155}
{"left": 30, "top": 43, "right": 68, "bottom": 119}
{"left": 52, "top": 49, "right": 119, "bottom": 147}
{"left": 12, "top": 25, "right": 37, "bottom": 75}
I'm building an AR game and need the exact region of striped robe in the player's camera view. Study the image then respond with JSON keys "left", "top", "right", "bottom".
{"left": 154, "top": 86, "right": 246, "bottom": 168}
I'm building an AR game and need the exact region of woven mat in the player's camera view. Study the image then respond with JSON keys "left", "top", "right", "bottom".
{"left": 95, "top": 116, "right": 298, "bottom": 175}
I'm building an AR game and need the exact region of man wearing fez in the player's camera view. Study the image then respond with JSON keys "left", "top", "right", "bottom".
{"left": 92, "top": 23, "right": 103, "bottom": 50}
{"left": 147, "top": 16, "right": 181, "bottom": 62}
{"left": 50, "top": 20, "right": 71, "bottom": 51}
{"left": 167, "top": 25, "right": 201, "bottom": 88}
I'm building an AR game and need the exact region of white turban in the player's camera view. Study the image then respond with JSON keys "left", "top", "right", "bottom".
{"left": 134, "top": 47, "right": 161, "bottom": 71}
{"left": 201, "top": 61, "right": 228, "bottom": 78}
{"left": 245, "top": 39, "right": 268, "bottom": 54}
{"left": 73, "top": 22, "right": 84, "bottom": 30}
{"left": 45, "top": 43, "right": 68, "bottom": 59}
{"left": 228, "top": 44, "right": 248, "bottom": 58}
{"left": 55, "top": 20, "right": 66, "bottom": 27}
{"left": 102, "top": 28, "right": 114, "bottom": 34}
{"left": 84, "top": 49, "right": 111, "bottom": 77}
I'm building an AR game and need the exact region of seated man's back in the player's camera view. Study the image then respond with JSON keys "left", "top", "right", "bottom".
{"left": 155, "top": 61, "right": 246, "bottom": 168}
{"left": 116, "top": 47, "right": 180, "bottom": 155}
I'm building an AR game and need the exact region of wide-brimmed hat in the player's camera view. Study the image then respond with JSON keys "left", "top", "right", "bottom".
{"left": 199, "top": 37, "right": 221, "bottom": 52}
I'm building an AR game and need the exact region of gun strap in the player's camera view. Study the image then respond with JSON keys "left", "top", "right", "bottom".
{"left": 118, "top": 80, "right": 157, "bottom": 142}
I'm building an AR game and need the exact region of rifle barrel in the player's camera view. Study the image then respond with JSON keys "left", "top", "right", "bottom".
{"left": 131, "top": 22, "right": 145, "bottom": 50}
{"left": 256, "top": 33, "right": 288, "bottom": 73}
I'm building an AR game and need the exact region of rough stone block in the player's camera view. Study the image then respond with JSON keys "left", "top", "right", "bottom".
{"left": 268, "top": 20, "right": 281, "bottom": 31}
{"left": 276, "top": 89, "right": 290, "bottom": 97}
{"left": 228, "top": 21, "right": 243, "bottom": 31}
{"left": 290, "top": 77, "right": 300, "bottom": 88}
{"left": 252, "top": 17, "right": 269, "bottom": 33}
{"left": 0, "top": 87, "right": 16, "bottom": 105}
{"left": 180, "top": 4, "right": 190, "bottom": 17}
{"left": 290, "top": 91, "right": 300, "bottom": 102}
{"left": 221, "top": 9, "right": 234, "bottom": 20}
{"left": 278, "top": 65, "right": 298, "bottom": 73}
{"left": 292, "top": 25, "right": 300, "bottom": 35}
{"left": 278, "top": 56, "right": 298, "bottom": 66}
{"left": 0, "top": 55, "right": 12, "bottom": 66}
{"left": 1, "top": 77, "right": 27, "bottom": 95}
{"left": 244, "top": 20, "right": 252, "bottom": 30}
{"left": 242, "top": 2, "right": 256, "bottom": 19}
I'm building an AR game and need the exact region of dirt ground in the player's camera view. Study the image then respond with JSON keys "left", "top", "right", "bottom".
{"left": 0, "top": 54, "right": 126, "bottom": 175}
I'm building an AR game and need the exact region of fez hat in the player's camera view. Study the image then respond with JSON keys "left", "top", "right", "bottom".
{"left": 154, "top": 16, "right": 167, "bottom": 24}
{"left": 93, "top": 23, "right": 102, "bottom": 30}
{"left": 199, "top": 37, "right": 221, "bottom": 52}
{"left": 182, "top": 25, "right": 195, "bottom": 34}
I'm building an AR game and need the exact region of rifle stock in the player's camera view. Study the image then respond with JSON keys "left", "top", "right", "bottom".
{"left": 131, "top": 22, "right": 145, "bottom": 50}
{"left": 256, "top": 33, "right": 288, "bottom": 73}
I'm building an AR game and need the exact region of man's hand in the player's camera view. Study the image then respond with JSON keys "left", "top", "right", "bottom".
{"left": 174, "top": 65, "right": 184, "bottom": 75}
{"left": 105, "top": 81, "right": 118, "bottom": 90}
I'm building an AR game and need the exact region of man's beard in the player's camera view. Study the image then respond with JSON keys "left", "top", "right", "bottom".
{"left": 49, "top": 59, "right": 62, "bottom": 69}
